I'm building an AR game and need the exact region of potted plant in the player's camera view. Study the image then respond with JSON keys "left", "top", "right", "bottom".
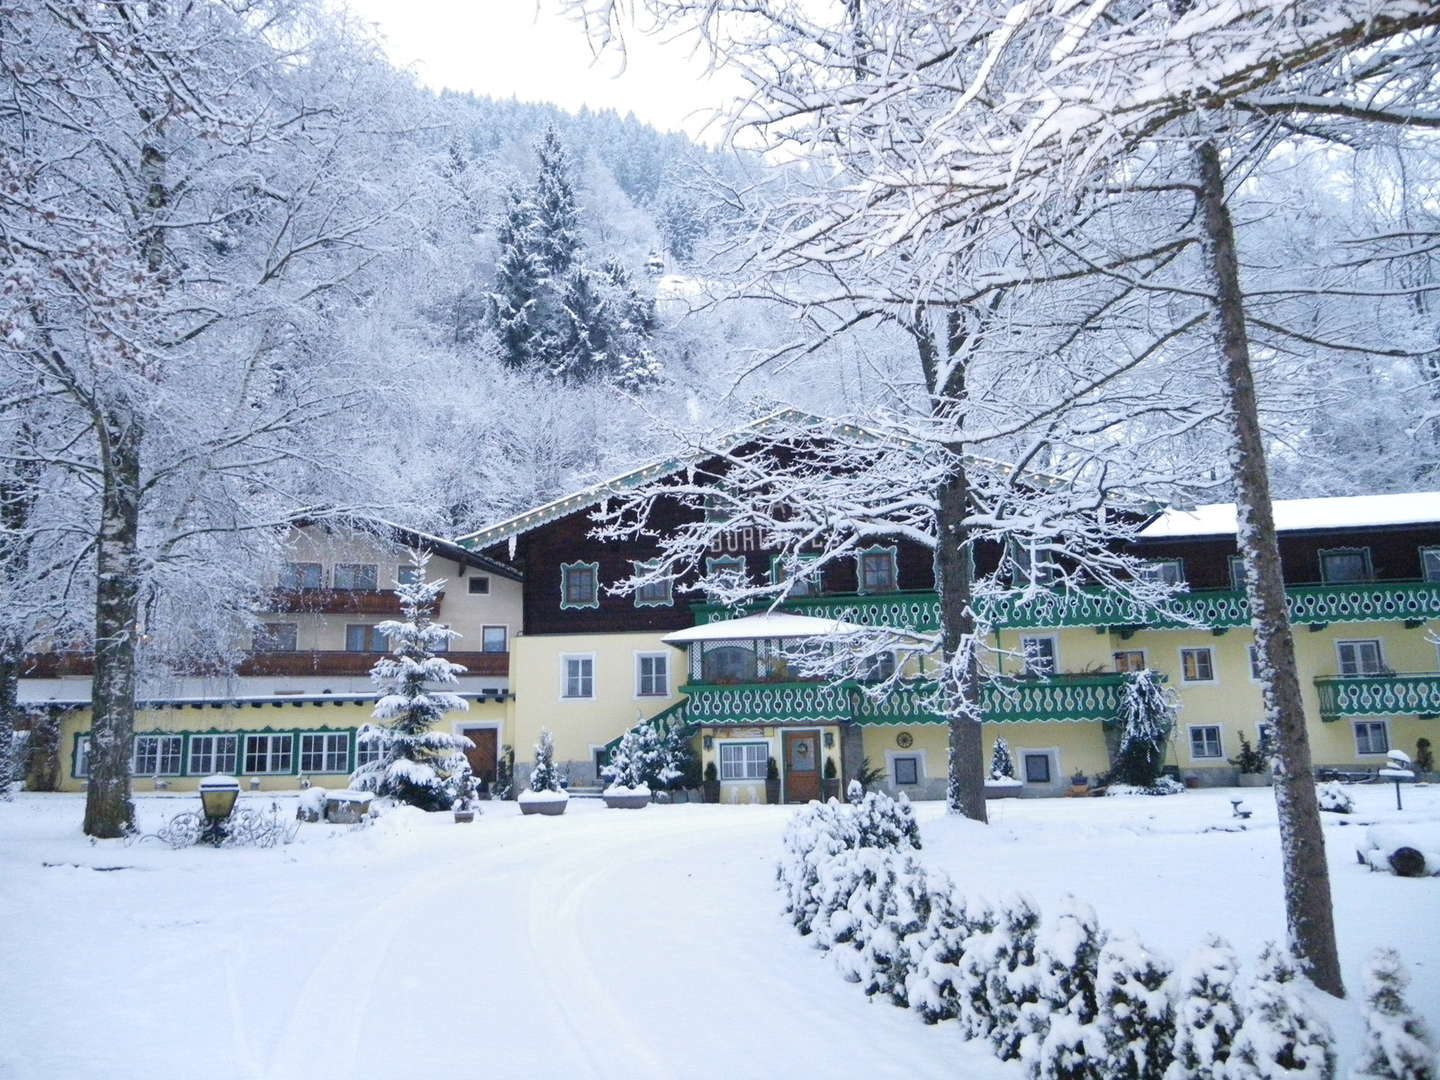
{"left": 453, "top": 770, "right": 477, "bottom": 823}
{"left": 821, "top": 756, "right": 840, "bottom": 801}
{"left": 764, "top": 755, "right": 781, "bottom": 804}
{"left": 519, "top": 729, "right": 568, "bottom": 816}
{"left": 1230, "top": 733, "right": 1271, "bottom": 787}
{"left": 702, "top": 760, "right": 721, "bottom": 803}
{"left": 1069, "top": 769, "right": 1089, "bottom": 796}
{"left": 602, "top": 728, "right": 652, "bottom": 809}
{"left": 984, "top": 737, "right": 1023, "bottom": 799}
{"left": 1416, "top": 737, "right": 1433, "bottom": 781}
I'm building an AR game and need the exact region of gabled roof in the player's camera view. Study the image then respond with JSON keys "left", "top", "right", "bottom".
{"left": 660, "top": 612, "right": 869, "bottom": 645}
{"left": 1136, "top": 492, "right": 1440, "bottom": 540}
{"left": 294, "top": 515, "right": 523, "bottom": 581}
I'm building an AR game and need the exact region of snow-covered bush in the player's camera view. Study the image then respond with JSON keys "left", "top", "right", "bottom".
{"left": 1228, "top": 944, "right": 1336, "bottom": 1080}
{"left": 601, "top": 726, "right": 652, "bottom": 793}
{"left": 1165, "top": 935, "right": 1241, "bottom": 1080}
{"left": 350, "top": 553, "right": 472, "bottom": 812}
{"left": 811, "top": 846, "right": 928, "bottom": 1003}
{"left": 1316, "top": 782, "right": 1353, "bottom": 815}
{"left": 904, "top": 874, "right": 973, "bottom": 1024}
{"left": 1021, "top": 896, "right": 1109, "bottom": 1080}
{"left": 1107, "top": 776, "right": 1185, "bottom": 797}
{"left": 1353, "top": 948, "right": 1436, "bottom": 1080}
{"left": 778, "top": 798, "right": 859, "bottom": 934}
{"left": 1097, "top": 936, "right": 1174, "bottom": 1080}
{"left": 529, "top": 728, "right": 563, "bottom": 793}
{"left": 955, "top": 898, "right": 1002, "bottom": 1040}
{"left": 989, "top": 895, "right": 1042, "bottom": 1061}
{"left": 851, "top": 788, "right": 922, "bottom": 851}
{"left": 1111, "top": 671, "right": 1176, "bottom": 788}
{"left": 992, "top": 737, "right": 1017, "bottom": 781}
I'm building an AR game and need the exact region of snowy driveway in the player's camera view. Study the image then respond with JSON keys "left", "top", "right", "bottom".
{"left": 0, "top": 796, "right": 994, "bottom": 1080}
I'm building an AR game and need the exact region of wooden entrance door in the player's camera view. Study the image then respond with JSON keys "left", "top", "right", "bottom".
{"left": 463, "top": 728, "right": 498, "bottom": 785}
{"left": 783, "top": 730, "right": 820, "bottom": 803}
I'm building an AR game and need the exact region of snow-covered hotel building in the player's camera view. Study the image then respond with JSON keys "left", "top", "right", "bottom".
{"left": 19, "top": 433, "right": 1440, "bottom": 801}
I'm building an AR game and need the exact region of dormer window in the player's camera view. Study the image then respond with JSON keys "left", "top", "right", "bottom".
{"left": 560, "top": 561, "right": 600, "bottom": 610}
{"left": 1319, "top": 547, "right": 1373, "bottom": 584}
{"left": 1421, "top": 547, "right": 1440, "bottom": 583}
{"left": 1139, "top": 559, "right": 1185, "bottom": 586}
{"left": 856, "top": 545, "right": 898, "bottom": 594}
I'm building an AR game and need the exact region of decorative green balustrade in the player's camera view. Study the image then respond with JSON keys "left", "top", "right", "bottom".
{"left": 1314, "top": 674, "right": 1440, "bottom": 722}
{"left": 676, "top": 674, "right": 1133, "bottom": 727}
{"left": 693, "top": 581, "right": 1440, "bottom": 633}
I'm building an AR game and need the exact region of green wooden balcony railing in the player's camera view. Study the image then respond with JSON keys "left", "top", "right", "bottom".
{"left": 673, "top": 673, "right": 1134, "bottom": 727}
{"left": 692, "top": 580, "right": 1440, "bottom": 633}
{"left": 1314, "top": 673, "right": 1440, "bottom": 722}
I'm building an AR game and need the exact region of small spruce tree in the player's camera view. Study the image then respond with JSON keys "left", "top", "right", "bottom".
{"left": 992, "top": 737, "right": 1017, "bottom": 781}
{"left": 1164, "top": 935, "right": 1241, "bottom": 1080}
{"left": 491, "top": 187, "right": 543, "bottom": 370}
{"left": 1023, "top": 897, "right": 1109, "bottom": 1080}
{"left": 530, "top": 728, "right": 562, "bottom": 793}
{"left": 351, "top": 552, "right": 473, "bottom": 811}
{"left": 1228, "top": 944, "right": 1336, "bottom": 1080}
{"left": 532, "top": 126, "right": 581, "bottom": 278}
{"left": 1112, "top": 671, "right": 1176, "bottom": 787}
{"left": 1353, "top": 948, "right": 1436, "bottom": 1080}
{"left": 989, "top": 894, "right": 1043, "bottom": 1061}
{"left": 1097, "top": 936, "right": 1174, "bottom": 1080}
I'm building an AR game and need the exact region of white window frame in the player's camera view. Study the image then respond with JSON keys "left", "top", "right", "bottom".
{"left": 635, "top": 651, "right": 670, "bottom": 698}
{"left": 1353, "top": 719, "right": 1390, "bottom": 757}
{"left": 561, "top": 652, "right": 596, "bottom": 701}
{"left": 1140, "top": 558, "right": 1185, "bottom": 586}
{"left": 1113, "top": 649, "right": 1147, "bottom": 673}
{"left": 884, "top": 748, "right": 927, "bottom": 787}
{"left": 355, "top": 732, "right": 385, "bottom": 769}
{"left": 1247, "top": 644, "right": 1263, "bottom": 683}
{"left": 1179, "top": 646, "right": 1217, "bottom": 684}
{"left": 244, "top": 733, "right": 293, "bottom": 775}
{"left": 855, "top": 545, "right": 899, "bottom": 595}
{"left": 299, "top": 732, "right": 350, "bottom": 774}
{"left": 1228, "top": 554, "right": 1247, "bottom": 591}
{"left": 188, "top": 734, "right": 239, "bottom": 776}
{"left": 717, "top": 741, "right": 768, "bottom": 781}
{"left": 1422, "top": 546, "right": 1440, "bottom": 584}
{"left": 1188, "top": 724, "right": 1223, "bottom": 760}
{"left": 397, "top": 564, "right": 424, "bottom": 586}
{"left": 1319, "top": 546, "right": 1374, "bottom": 584}
{"left": 131, "top": 734, "right": 183, "bottom": 777}
{"left": 1020, "top": 634, "right": 1058, "bottom": 676}
{"left": 74, "top": 734, "right": 91, "bottom": 778}
{"left": 1336, "top": 639, "right": 1385, "bottom": 678}
{"left": 481, "top": 625, "right": 509, "bottom": 653}
{"left": 1018, "top": 748, "right": 1059, "bottom": 785}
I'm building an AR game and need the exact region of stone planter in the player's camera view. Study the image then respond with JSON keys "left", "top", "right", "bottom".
{"left": 520, "top": 796, "right": 568, "bottom": 816}
{"left": 765, "top": 779, "right": 781, "bottom": 805}
{"left": 324, "top": 790, "right": 374, "bottom": 824}
{"left": 822, "top": 779, "right": 840, "bottom": 802}
{"left": 1237, "top": 773, "right": 1272, "bottom": 788}
{"left": 603, "top": 792, "right": 651, "bottom": 809}
{"left": 702, "top": 780, "right": 721, "bottom": 804}
{"left": 453, "top": 809, "right": 476, "bottom": 823}
{"left": 984, "top": 781, "right": 1023, "bottom": 800}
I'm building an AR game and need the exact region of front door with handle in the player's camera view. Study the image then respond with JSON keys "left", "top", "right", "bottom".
{"left": 783, "top": 731, "right": 821, "bottom": 803}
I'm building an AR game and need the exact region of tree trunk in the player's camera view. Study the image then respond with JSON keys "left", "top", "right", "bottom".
{"left": 0, "top": 642, "right": 17, "bottom": 798}
{"left": 1195, "top": 139, "right": 1343, "bottom": 998}
{"left": 82, "top": 412, "right": 143, "bottom": 838}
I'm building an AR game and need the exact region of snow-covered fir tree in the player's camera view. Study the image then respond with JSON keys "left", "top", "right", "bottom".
{"left": 1228, "top": 945, "right": 1336, "bottom": 1080}
{"left": 1165, "top": 936, "right": 1242, "bottom": 1080}
{"left": 530, "top": 728, "right": 563, "bottom": 793}
{"left": 1022, "top": 897, "right": 1109, "bottom": 1080}
{"left": 1112, "top": 671, "right": 1177, "bottom": 787}
{"left": 601, "top": 724, "right": 670, "bottom": 792}
{"left": 903, "top": 876, "right": 972, "bottom": 1025}
{"left": 532, "top": 126, "right": 582, "bottom": 278}
{"left": 1097, "top": 936, "right": 1174, "bottom": 1080}
{"left": 492, "top": 187, "right": 543, "bottom": 370}
{"left": 351, "top": 552, "right": 473, "bottom": 812}
{"left": 851, "top": 788, "right": 922, "bottom": 851}
{"left": 989, "top": 895, "right": 1043, "bottom": 1061}
{"left": 1353, "top": 948, "right": 1436, "bottom": 1080}
{"left": 992, "top": 738, "right": 1017, "bottom": 782}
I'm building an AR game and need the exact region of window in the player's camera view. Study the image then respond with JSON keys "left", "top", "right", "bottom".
{"left": 1020, "top": 635, "right": 1057, "bottom": 676}
{"left": 1248, "top": 644, "right": 1263, "bottom": 681}
{"left": 562, "top": 654, "right": 595, "bottom": 699}
{"left": 718, "top": 742, "right": 768, "bottom": 781}
{"left": 893, "top": 756, "right": 920, "bottom": 786}
{"left": 702, "top": 644, "right": 757, "bottom": 683}
{"left": 1422, "top": 547, "right": 1440, "bottom": 583}
{"left": 1140, "top": 559, "right": 1185, "bottom": 586}
{"left": 862, "top": 651, "right": 897, "bottom": 682}
{"left": 467, "top": 576, "right": 490, "bottom": 595}
{"left": 345, "top": 624, "right": 386, "bottom": 652}
{"left": 279, "top": 561, "right": 322, "bottom": 590}
{"left": 1021, "top": 751, "right": 1053, "bottom": 784}
{"left": 74, "top": 735, "right": 90, "bottom": 778}
{"left": 300, "top": 733, "right": 350, "bottom": 774}
{"left": 702, "top": 493, "right": 733, "bottom": 524}
{"left": 244, "top": 733, "right": 293, "bottom": 774}
{"left": 431, "top": 626, "right": 450, "bottom": 654}
{"left": 1257, "top": 723, "right": 1274, "bottom": 753}
{"left": 1180, "top": 647, "right": 1216, "bottom": 683}
{"left": 1010, "top": 538, "right": 1056, "bottom": 586}
{"left": 252, "top": 622, "right": 297, "bottom": 653}
{"left": 857, "top": 546, "right": 898, "bottom": 594}
{"left": 705, "top": 556, "right": 745, "bottom": 581}
{"left": 636, "top": 653, "right": 669, "bottom": 697}
{"left": 560, "top": 561, "right": 599, "bottom": 610}
{"left": 771, "top": 555, "right": 819, "bottom": 597}
{"left": 482, "top": 626, "right": 508, "bottom": 653}
{"left": 1228, "top": 555, "right": 1247, "bottom": 591}
{"left": 633, "top": 561, "right": 673, "bottom": 607}
{"left": 1320, "top": 547, "right": 1373, "bottom": 584}
{"left": 1189, "top": 725, "right": 1223, "bottom": 759}
{"left": 131, "top": 734, "right": 182, "bottom": 776}
{"left": 397, "top": 565, "right": 423, "bottom": 586}
{"left": 1354, "top": 720, "right": 1389, "bottom": 756}
{"left": 333, "top": 563, "right": 377, "bottom": 591}
{"left": 189, "top": 734, "right": 238, "bottom": 776}
{"left": 355, "top": 733, "right": 385, "bottom": 769}
{"left": 1113, "top": 650, "right": 1146, "bottom": 673}
{"left": 1336, "top": 639, "right": 1384, "bottom": 677}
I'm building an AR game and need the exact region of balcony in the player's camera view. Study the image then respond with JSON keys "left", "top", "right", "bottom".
{"left": 260, "top": 589, "right": 445, "bottom": 616}
{"left": 692, "top": 580, "right": 1440, "bottom": 633}
{"left": 238, "top": 650, "right": 507, "bottom": 678}
{"left": 677, "top": 673, "right": 1133, "bottom": 727}
{"left": 1314, "top": 673, "right": 1440, "bottom": 722}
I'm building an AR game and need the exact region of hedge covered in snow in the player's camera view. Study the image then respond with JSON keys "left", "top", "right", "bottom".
{"left": 777, "top": 793, "right": 1437, "bottom": 1080}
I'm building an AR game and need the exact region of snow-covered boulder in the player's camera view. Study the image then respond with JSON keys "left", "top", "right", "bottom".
{"left": 1316, "top": 782, "right": 1353, "bottom": 814}
{"left": 296, "top": 786, "right": 328, "bottom": 823}
{"left": 1356, "top": 824, "right": 1440, "bottom": 877}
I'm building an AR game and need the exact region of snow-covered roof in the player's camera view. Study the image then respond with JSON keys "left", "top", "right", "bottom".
{"left": 1138, "top": 492, "right": 1440, "bottom": 540}
{"left": 661, "top": 612, "right": 868, "bottom": 644}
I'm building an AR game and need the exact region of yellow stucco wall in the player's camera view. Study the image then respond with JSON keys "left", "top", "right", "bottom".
{"left": 52, "top": 698, "right": 511, "bottom": 793}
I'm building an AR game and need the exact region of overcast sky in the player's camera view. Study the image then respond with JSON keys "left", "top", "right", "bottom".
{"left": 343, "top": 1, "right": 744, "bottom": 141}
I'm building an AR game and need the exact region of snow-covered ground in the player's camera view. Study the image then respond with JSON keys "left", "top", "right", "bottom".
{"left": 1, "top": 784, "right": 1435, "bottom": 1079}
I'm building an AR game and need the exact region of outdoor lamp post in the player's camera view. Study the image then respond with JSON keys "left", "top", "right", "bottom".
{"left": 198, "top": 775, "right": 241, "bottom": 845}
{"left": 1379, "top": 749, "right": 1415, "bottom": 812}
